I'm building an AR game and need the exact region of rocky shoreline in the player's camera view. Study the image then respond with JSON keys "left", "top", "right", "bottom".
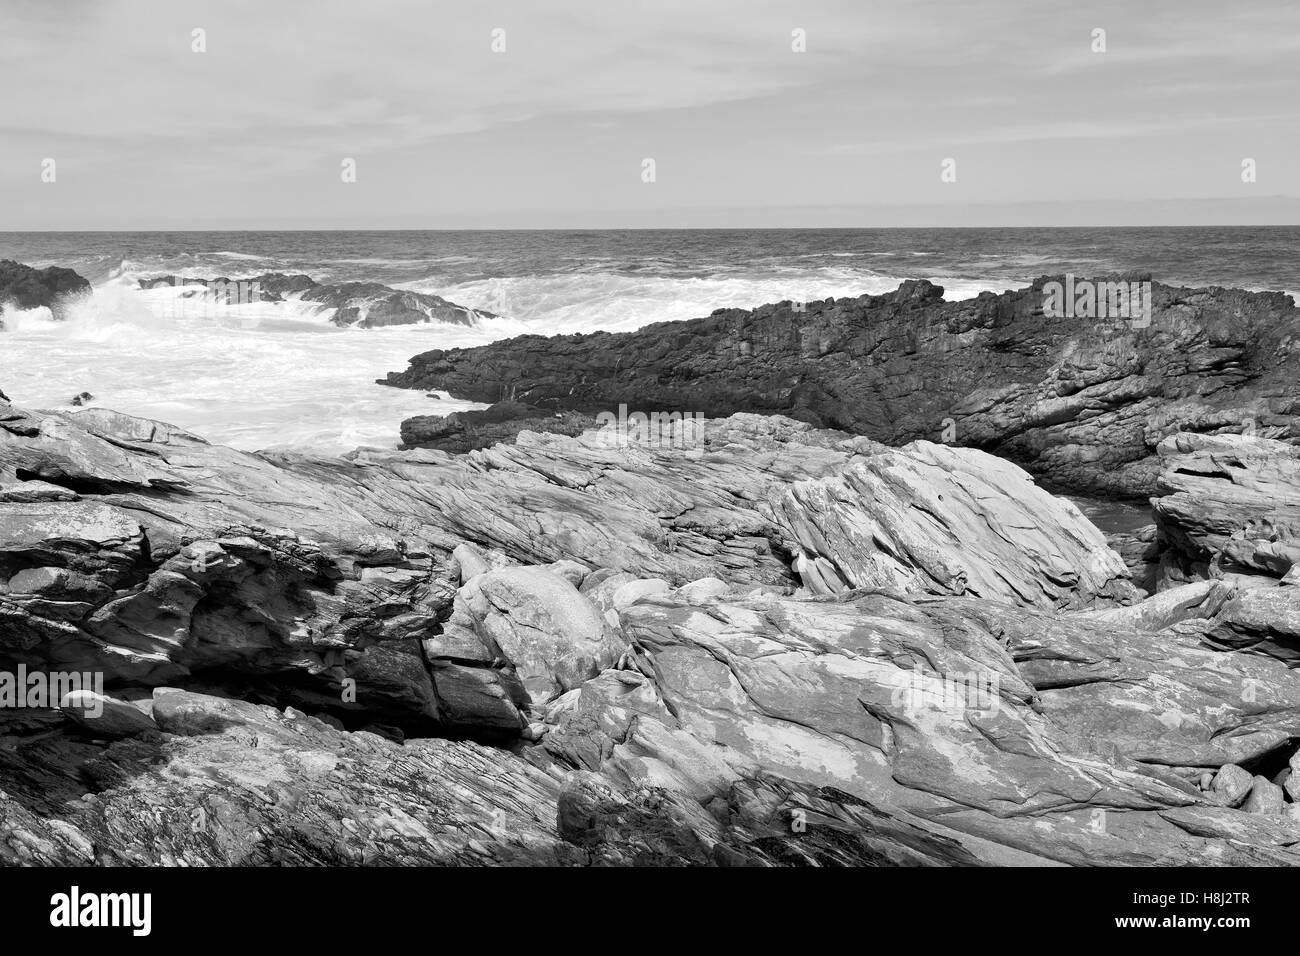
{"left": 383, "top": 277, "right": 1300, "bottom": 498}
{"left": 0, "top": 260, "right": 92, "bottom": 328}
{"left": 137, "top": 272, "right": 495, "bottom": 328}
{"left": 3, "top": 264, "right": 1300, "bottom": 865}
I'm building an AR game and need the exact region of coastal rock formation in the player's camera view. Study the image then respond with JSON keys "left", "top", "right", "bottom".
{"left": 400, "top": 402, "right": 599, "bottom": 453}
{"left": 1151, "top": 433, "right": 1300, "bottom": 582}
{"left": 138, "top": 272, "right": 495, "bottom": 328}
{"left": 776, "top": 441, "right": 1135, "bottom": 608}
{"left": 0, "top": 259, "right": 92, "bottom": 327}
{"left": 4, "top": 392, "right": 1300, "bottom": 865}
{"left": 383, "top": 277, "right": 1300, "bottom": 496}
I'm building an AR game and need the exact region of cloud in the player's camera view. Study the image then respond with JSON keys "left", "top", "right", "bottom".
{"left": 1, "top": 0, "right": 1296, "bottom": 227}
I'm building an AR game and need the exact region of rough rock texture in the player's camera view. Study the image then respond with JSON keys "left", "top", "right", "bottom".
{"left": 5, "top": 393, "right": 1300, "bottom": 866}
{"left": 0, "top": 260, "right": 91, "bottom": 326}
{"left": 1138, "top": 431, "right": 1300, "bottom": 667}
{"left": 1152, "top": 433, "right": 1300, "bottom": 582}
{"left": 383, "top": 277, "right": 1300, "bottom": 496}
{"left": 776, "top": 441, "right": 1135, "bottom": 608}
{"left": 1211, "top": 765, "right": 1254, "bottom": 806}
{"left": 429, "top": 566, "right": 627, "bottom": 706}
{"left": 138, "top": 273, "right": 495, "bottom": 328}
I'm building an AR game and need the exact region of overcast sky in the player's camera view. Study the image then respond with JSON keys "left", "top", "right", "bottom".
{"left": 1, "top": 0, "right": 1297, "bottom": 229}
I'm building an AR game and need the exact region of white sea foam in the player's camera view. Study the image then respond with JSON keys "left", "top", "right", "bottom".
{"left": 1, "top": 267, "right": 1009, "bottom": 454}
{"left": 417, "top": 268, "right": 1000, "bottom": 334}
{"left": 0, "top": 280, "right": 504, "bottom": 454}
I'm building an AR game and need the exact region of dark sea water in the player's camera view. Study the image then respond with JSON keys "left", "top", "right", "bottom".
{"left": 1, "top": 226, "right": 1297, "bottom": 302}
{"left": 0, "top": 227, "right": 1295, "bottom": 453}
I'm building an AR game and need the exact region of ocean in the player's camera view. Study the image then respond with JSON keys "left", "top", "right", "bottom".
{"left": 1, "top": 227, "right": 1297, "bottom": 454}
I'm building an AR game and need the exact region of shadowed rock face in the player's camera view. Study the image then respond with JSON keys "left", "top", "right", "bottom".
{"left": 5, "top": 391, "right": 1300, "bottom": 865}
{"left": 137, "top": 272, "right": 495, "bottom": 327}
{"left": 383, "top": 277, "right": 1300, "bottom": 496}
{"left": 399, "top": 402, "right": 599, "bottom": 452}
{"left": 1143, "top": 431, "right": 1300, "bottom": 666}
{"left": 0, "top": 260, "right": 91, "bottom": 326}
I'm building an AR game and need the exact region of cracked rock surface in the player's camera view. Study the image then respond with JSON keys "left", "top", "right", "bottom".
{"left": 383, "top": 278, "right": 1300, "bottom": 498}
{"left": 4, "top": 393, "right": 1300, "bottom": 865}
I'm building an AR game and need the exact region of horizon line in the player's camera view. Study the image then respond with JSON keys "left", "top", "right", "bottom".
{"left": 4, "top": 223, "right": 1300, "bottom": 234}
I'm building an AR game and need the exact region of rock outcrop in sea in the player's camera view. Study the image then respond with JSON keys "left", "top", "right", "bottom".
{"left": 5, "top": 386, "right": 1300, "bottom": 865}
{"left": 383, "top": 277, "right": 1300, "bottom": 496}
{"left": 138, "top": 272, "right": 496, "bottom": 328}
{"left": 399, "top": 402, "right": 600, "bottom": 452}
{"left": 0, "top": 259, "right": 92, "bottom": 328}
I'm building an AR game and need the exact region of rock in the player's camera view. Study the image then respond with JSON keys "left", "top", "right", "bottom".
{"left": 1272, "top": 766, "right": 1292, "bottom": 792}
{"left": 1076, "top": 580, "right": 1233, "bottom": 631}
{"left": 0, "top": 688, "right": 580, "bottom": 865}
{"left": 543, "top": 560, "right": 592, "bottom": 588}
{"left": 1107, "top": 523, "right": 1160, "bottom": 592}
{"left": 1205, "top": 587, "right": 1300, "bottom": 666}
{"left": 401, "top": 402, "right": 599, "bottom": 453}
{"left": 540, "top": 586, "right": 1300, "bottom": 864}
{"left": 315, "top": 712, "right": 345, "bottom": 731}
{"left": 0, "top": 260, "right": 91, "bottom": 325}
{"left": 674, "top": 577, "right": 730, "bottom": 603}
{"left": 1206, "top": 764, "right": 1258, "bottom": 806}
{"left": 608, "top": 577, "right": 673, "bottom": 610}
{"left": 581, "top": 571, "right": 639, "bottom": 613}
{"left": 556, "top": 772, "right": 718, "bottom": 865}
{"left": 429, "top": 567, "right": 627, "bottom": 705}
{"left": 70, "top": 392, "right": 94, "bottom": 407}
{"left": 362, "top": 723, "right": 405, "bottom": 744}
{"left": 138, "top": 272, "right": 495, "bottom": 328}
{"left": 427, "top": 661, "right": 527, "bottom": 736}
{"left": 451, "top": 542, "right": 512, "bottom": 584}
{"left": 59, "top": 690, "right": 158, "bottom": 738}
{"left": 381, "top": 277, "right": 1300, "bottom": 497}
{"left": 1242, "top": 776, "right": 1285, "bottom": 815}
{"left": 7, "top": 393, "right": 1300, "bottom": 865}
{"left": 0, "top": 480, "right": 80, "bottom": 503}
{"left": 777, "top": 441, "right": 1136, "bottom": 609}
{"left": 1151, "top": 433, "right": 1300, "bottom": 587}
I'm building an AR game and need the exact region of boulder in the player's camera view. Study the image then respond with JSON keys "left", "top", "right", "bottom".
{"left": 1242, "top": 776, "right": 1285, "bottom": 815}
{"left": 1210, "top": 764, "right": 1254, "bottom": 806}
{"left": 429, "top": 566, "right": 626, "bottom": 705}
{"left": 59, "top": 690, "right": 158, "bottom": 738}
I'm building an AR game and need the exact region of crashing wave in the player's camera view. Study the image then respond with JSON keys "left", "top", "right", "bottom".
{"left": 136, "top": 273, "right": 497, "bottom": 328}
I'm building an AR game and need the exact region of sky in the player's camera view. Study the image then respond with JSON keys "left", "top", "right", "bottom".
{"left": 1, "top": 0, "right": 1297, "bottom": 229}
